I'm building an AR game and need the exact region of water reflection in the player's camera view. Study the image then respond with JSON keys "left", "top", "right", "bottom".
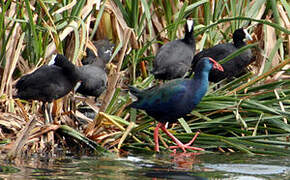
{"left": 0, "top": 153, "right": 289, "bottom": 179}
{"left": 204, "top": 163, "right": 289, "bottom": 175}
{"left": 144, "top": 170, "right": 207, "bottom": 180}
{"left": 170, "top": 152, "right": 201, "bottom": 170}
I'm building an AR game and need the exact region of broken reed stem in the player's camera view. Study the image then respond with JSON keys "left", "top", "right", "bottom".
{"left": 140, "top": 61, "right": 148, "bottom": 78}
{"left": 15, "top": 99, "right": 29, "bottom": 122}
{"left": 7, "top": 116, "right": 37, "bottom": 160}
{"left": 118, "top": 121, "right": 135, "bottom": 149}
{"left": 274, "top": 89, "right": 288, "bottom": 124}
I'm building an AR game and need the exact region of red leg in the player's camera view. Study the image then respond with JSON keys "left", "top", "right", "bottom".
{"left": 154, "top": 122, "right": 163, "bottom": 152}
{"left": 186, "top": 131, "right": 200, "bottom": 146}
{"left": 160, "top": 124, "right": 204, "bottom": 152}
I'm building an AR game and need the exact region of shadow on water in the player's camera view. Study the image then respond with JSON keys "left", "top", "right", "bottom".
{"left": 0, "top": 153, "right": 290, "bottom": 179}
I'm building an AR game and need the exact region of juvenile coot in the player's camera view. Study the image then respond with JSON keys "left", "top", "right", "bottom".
{"left": 82, "top": 39, "right": 114, "bottom": 65}
{"left": 77, "top": 39, "right": 114, "bottom": 99}
{"left": 15, "top": 54, "right": 80, "bottom": 123}
{"left": 129, "top": 57, "right": 224, "bottom": 152}
{"left": 190, "top": 28, "right": 253, "bottom": 83}
{"left": 152, "top": 19, "right": 196, "bottom": 80}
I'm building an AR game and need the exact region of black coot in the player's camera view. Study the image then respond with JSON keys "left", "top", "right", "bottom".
{"left": 191, "top": 28, "right": 253, "bottom": 83}
{"left": 15, "top": 54, "right": 80, "bottom": 123}
{"left": 152, "top": 19, "right": 196, "bottom": 80}
{"left": 129, "top": 57, "right": 224, "bottom": 152}
{"left": 77, "top": 39, "right": 114, "bottom": 100}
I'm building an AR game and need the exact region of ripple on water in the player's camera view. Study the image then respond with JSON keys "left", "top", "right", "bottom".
{"left": 203, "top": 163, "right": 289, "bottom": 175}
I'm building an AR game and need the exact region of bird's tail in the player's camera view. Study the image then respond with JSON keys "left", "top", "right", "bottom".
{"left": 54, "top": 54, "right": 74, "bottom": 69}
{"left": 54, "top": 54, "right": 80, "bottom": 82}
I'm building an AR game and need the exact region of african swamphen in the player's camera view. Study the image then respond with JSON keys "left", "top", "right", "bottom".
{"left": 15, "top": 54, "right": 80, "bottom": 123}
{"left": 152, "top": 19, "right": 195, "bottom": 80}
{"left": 129, "top": 57, "right": 224, "bottom": 152}
{"left": 77, "top": 40, "right": 114, "bottom": 99}
{"left": 190, "top": 28, "right": 253, "bottom": 83}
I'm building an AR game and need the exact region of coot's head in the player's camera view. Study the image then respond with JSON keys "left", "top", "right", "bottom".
{"left": 185, "top": 19, "right": 194, "bottom": 34}
{"left": 183, "top": 19, "right": 195, "bottom": 45}
{"left": 93, "top": 39, "right": 115, "bottom": 63}
{"left": 195, "top": 57, "right": 224, "bottom": 73}
{"left": 82, "top": 39, "right": 115, "bottom": 65}
{"left": 233, "top": 28, "right": 253, "bottom": 46}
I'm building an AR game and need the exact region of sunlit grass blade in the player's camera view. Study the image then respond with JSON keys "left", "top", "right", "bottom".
{"left": 178, "top": 118, "right": 192, "bottom": 133}
{"left": 90, "top": 0, "right": 106, "bottom": 40}
{"left": 280, "top": 0, "right": 290, "bottom": 19}
{"left": 183, "top": 0, "right": 208, "bottom": 19}
{"left": 24, "top": 0, "right": 42, "bottom": 63}
{"left": 262, "top": 38, "right": 283, "bottom": 74}
{"left": 140, "top": 0, "right": 153, "bottom": 39}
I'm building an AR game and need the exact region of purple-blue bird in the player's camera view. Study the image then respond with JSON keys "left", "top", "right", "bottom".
{"left": 129, "top": 57, "right": 224, "bottom": 152}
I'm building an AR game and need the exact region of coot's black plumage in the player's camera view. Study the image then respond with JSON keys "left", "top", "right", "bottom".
{"left": 77, "top": 39, "right": 114, "bottom": 99}
{"left": 129, "top": 57, "right": 224, "bottom": 152}
{"left": 15, "top": 54, "right": 80, "bottom": 123}
{"left": 77, "top": 61, "right": 107, "bottom": 99}
{"left": 190, "top": 28, "right": 253, "bottom": 83}
{"left": 152, "top": 19, "right": 195, "bottom": 80}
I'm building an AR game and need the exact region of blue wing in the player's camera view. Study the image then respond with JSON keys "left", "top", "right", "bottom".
{"left": 130, "top": 79, "right": 188, "bottom": 112}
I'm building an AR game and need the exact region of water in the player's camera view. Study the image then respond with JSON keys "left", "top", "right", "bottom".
{"left": 1, "top": 153, "right": 289, "bottom": 179}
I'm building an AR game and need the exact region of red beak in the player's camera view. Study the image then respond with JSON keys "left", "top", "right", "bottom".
{"left": 208, "top": 57, "right": 224, "bottom": 72}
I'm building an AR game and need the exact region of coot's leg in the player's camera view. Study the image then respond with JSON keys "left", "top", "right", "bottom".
{"left": 48, "top": 102, "right": 53, "bottom": 124}
{"left": 43, "top": 103, "right": 49, "bottom": 124}
{"left": 44, "top": 102, "right": 53, "bottom": 124}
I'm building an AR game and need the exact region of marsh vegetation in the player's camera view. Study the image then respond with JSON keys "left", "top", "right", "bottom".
{"left": 0, "top": 0, "right": 289, "bottom": 158}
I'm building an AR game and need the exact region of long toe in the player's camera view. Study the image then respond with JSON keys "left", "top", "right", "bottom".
{"left": 169, "top": 144, "right": 205, "bottom": 152}
{"left": 185, "top": 131, "right": 200, "bottom": 146}
{"left": 169, "top": 132, "right": 204, "bottom": 152}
